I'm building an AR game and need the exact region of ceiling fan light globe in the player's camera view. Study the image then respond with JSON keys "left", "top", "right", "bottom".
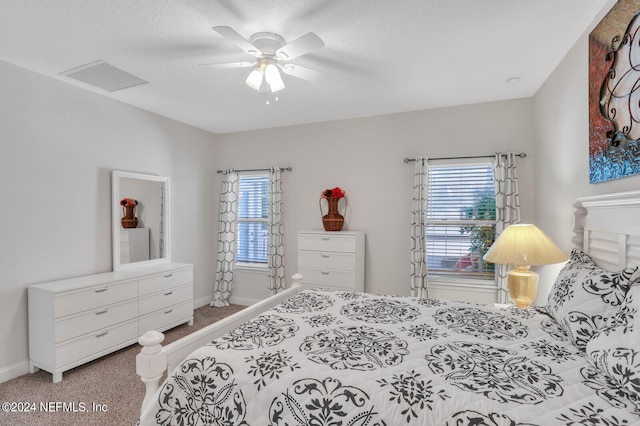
{"left": 264, "top": 64, "right": 285, "bottom": 92}
{"left": 269, "top": 82, "right": 285, "bottom": 93}
{"left": 245, "top": 68, "right": 264, "bottom": 91}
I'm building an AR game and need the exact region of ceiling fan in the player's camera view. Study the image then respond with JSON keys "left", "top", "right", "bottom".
{"left": 201, "top": 26, "right": 325, "bottom": 98}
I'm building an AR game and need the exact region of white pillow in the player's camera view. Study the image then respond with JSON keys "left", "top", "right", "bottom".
{"left": 546, "top": 249, "right": 636, "bottom": 349}
{"left": 586, "top": 283, "right": 640, "bottom": 408}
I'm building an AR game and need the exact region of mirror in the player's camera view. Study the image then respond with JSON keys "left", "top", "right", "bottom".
{"left": 112, "top": 171, "right": 170, "bottom": 271}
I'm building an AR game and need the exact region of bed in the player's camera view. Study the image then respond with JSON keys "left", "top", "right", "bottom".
{"left": 136, "top": 190, "right": 640, "bottom": 425}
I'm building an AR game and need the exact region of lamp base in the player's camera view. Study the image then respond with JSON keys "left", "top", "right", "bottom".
{"left": 508, "top": 266, "right": 538, "bottom": 308}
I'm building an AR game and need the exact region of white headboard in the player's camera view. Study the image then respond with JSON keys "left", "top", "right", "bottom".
{"left": 575, "top": 190, "right": 640, "bottom": 271}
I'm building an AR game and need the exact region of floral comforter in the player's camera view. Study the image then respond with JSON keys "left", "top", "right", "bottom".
{"left": 138, "top": 288, "right": 640, "bottom": 425}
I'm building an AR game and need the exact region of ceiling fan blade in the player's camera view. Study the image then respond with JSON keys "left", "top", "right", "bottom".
{"left": 199, "top": 61, "right": 255, "bottom": 69}
{"left": 276, "top": 32, "right": 324, "bottom": 60}
{"left": 280, "top": 63, "right": 325, "bottom": 82}
{"left": 212, "top": 26, "right": 261, "bottom": 57}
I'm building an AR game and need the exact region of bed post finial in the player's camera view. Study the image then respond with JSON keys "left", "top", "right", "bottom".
{"left": 136, "top": 330, "right": 167, "bottom": 416}
{"left": 291, "top": 273, "right": 304, "bottom": 287}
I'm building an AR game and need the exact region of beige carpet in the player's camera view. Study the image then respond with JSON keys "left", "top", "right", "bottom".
{"left": 0, "top": 303, "right": 246, "bottom": 426}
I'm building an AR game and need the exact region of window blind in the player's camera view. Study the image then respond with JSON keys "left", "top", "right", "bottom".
{"left": 426, "top": 163, "right": 496, "bottom": 281}
{"left": 237, "top": 174, "right": 269, "bottom": 263}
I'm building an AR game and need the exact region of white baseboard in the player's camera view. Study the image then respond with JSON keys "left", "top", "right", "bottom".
{"left": 194, "top": 295, "right": 258, "bottom": 309}
{"left": 193, "top": 295, "right": 211, "bottom": 309}
{"left": 229, "top": 295, "right": 259, "bottom": 306}
{"left": 0, "top": 360, "right": 30, "bottom": 383}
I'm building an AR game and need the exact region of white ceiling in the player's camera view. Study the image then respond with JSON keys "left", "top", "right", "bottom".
{"left": 0, "top": 0, "right": 614, "bottom": 134}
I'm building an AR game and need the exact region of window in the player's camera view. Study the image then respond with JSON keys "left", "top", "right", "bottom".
{"left": 426, "top": 162, "right": 496, "bottom": 282}
{"left": 237, "top": 173, "right": 269, "bottom": 265}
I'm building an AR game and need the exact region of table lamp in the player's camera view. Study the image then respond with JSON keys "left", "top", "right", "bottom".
{"left": 483, "top": 224, "right": 567, "bottom": 307}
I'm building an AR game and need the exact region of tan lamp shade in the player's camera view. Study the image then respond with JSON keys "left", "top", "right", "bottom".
{"left": 483, "top": 224, "right": 567, "bottom": 267}
{"left": 484, "top": 224, "right": 567, "bottom": 308}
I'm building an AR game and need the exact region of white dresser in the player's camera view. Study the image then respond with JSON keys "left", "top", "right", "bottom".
{"left": 28, "top": 262, "right": 193, "bottom": 382}
{"left": 297, "top": 231, "right": 365, "bottom": 292}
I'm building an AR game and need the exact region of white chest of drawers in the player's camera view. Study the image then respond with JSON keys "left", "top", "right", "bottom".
{"left": 28, "top": 262, "right": 193, "bottom": 382}
{"left": 297, "top": 231, "right": 365, "bottom": 292}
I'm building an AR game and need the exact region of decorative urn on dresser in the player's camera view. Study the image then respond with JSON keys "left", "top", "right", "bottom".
{"left": 120, "top": 197, "right": 139, "bottom": 229}
{"left": 319, "top": 186, "right": 346, "bottom": 231}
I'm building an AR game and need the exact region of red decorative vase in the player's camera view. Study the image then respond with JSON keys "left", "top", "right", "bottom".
{"left": 319, "top": 196, "right": 346, "bottom": 231}
{"left": 121, "top": 205, "right": 138, "bottom": 229}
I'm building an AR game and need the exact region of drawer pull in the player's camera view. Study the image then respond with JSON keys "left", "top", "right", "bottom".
{"left": 321, "top": 254, "right": 330, "bottom": 258}
{"left": 95, "top": 331, "right": 108, "bottom": 338}
{"left": 321, "top": 271, "right": 330, "bottom": 275}
{"left": 94, "top": 287, "right": 107, "bottom": 293}
{"left": 164, "top": 291, "right": 173, "bottom": 296}
{"left": 165, "top": 309, "right": 173, "bottom": 314}
{"left": 321, "top": 236, "right": 331, "bottom": 240}
{"left": 95, "top": 309, "right": 108, "bottom": 315}
{"left": 164, "top": 274, "right": 173, "bottom": 278}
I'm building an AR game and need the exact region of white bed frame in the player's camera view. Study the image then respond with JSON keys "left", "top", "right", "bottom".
{"left": 136, "top": 190, "right": 640, "bottom": 416}
{"left": 136, "top": 274, "right": 305, "bottom": 414}
{"left": 574, "top": 190, "right": 640, "bottom": 271}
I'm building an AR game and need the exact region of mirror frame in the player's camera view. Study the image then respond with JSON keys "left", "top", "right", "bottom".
{"left": 112, "top": 170, "right": 171, "bottom": 271}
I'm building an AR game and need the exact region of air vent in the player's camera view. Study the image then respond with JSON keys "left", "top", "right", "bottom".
{"left": 61, "top": 60, "right": 148, "bottom": 92}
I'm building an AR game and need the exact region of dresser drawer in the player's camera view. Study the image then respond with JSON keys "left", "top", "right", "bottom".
{"left": 298, "top": 268, "right": 356, "bottom": 289}
{"left": 54, "top": 279, "right": 137, "bottom": 318}
{"left": 54, "top": 299, "right": 138, "bottom": 343}
{"left": 298, "top": 251, "right": 355, "bottom": 271}
{"left": 139, "top": 301, "right": 192, "bottom": 335}
{"left": 138, "top": 284, "right": 192, "bottom": 316}
{"left": 56, "top": 319, "right": 138, "bottom": 368}
{"left": 138, "top": 268, "right": 193, "bottom": 296}
{"left": 298, "top": 233, "right": 356, "bottom": 253}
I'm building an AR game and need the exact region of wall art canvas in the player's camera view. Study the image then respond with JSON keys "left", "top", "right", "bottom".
{"left": 589, "top": 0, "right": 640, "bottom": 183}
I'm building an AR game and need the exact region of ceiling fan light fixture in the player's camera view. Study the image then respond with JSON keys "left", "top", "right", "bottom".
{"left": 210, "top": 27, "right": 324, "bottom": 98}
{"left": 245, "top": 68, "right": 264, "bottom": 90}
{"left": 264, "top": 63, "right": 285, "bottom": 92}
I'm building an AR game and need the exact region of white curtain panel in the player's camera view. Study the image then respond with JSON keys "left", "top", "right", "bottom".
{"left": 410, "top": 157, "right": 429, "bottom": 298}
{"left": 492, "top": 152, "right": 521, "bottom": 303}
{"left": 268, "top": 167, "right": 286, "bottom": 295}
{"left": 211, "top": 170, "right": 239, "bottom": 307}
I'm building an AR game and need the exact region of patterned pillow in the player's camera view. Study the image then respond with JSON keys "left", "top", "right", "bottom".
{"left": 546, "top": 249, "right": 637, "bottom": 349}
{"left": 586, "top": 283, "right": 640, "bottom": 409}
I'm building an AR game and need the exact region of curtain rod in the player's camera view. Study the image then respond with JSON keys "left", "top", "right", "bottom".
{"left": 403, "top": 152, "right": 526, "bottom": 163}
{"left": 216, "top": 167, "right": 293, "bottom": 174}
